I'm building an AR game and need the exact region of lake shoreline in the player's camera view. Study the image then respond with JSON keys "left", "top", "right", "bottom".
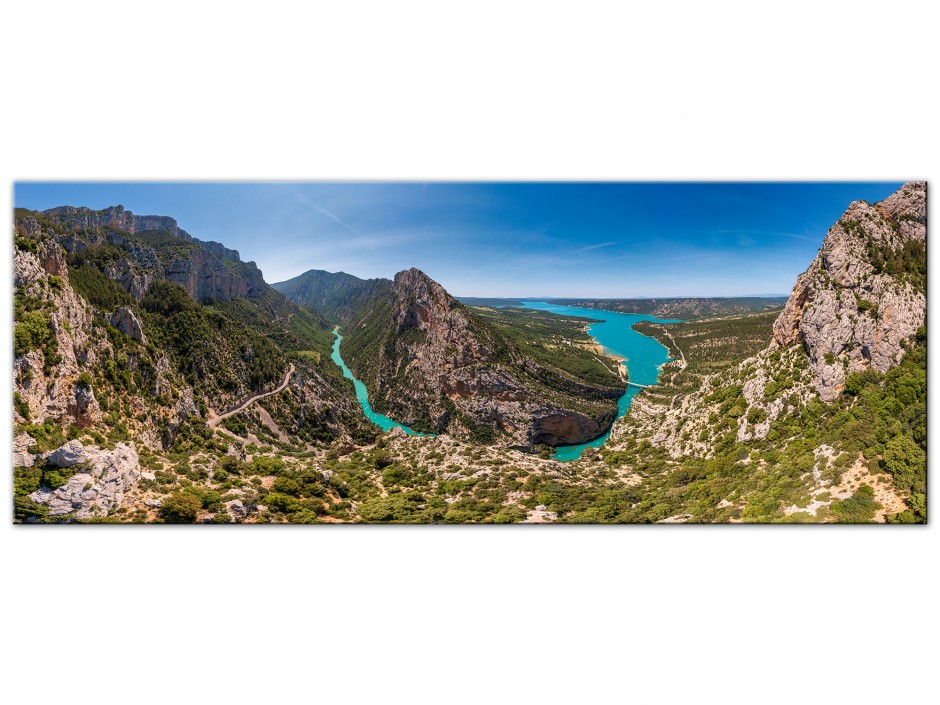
{"left": 521, "top": 301, "right": 680, "bottom": 461}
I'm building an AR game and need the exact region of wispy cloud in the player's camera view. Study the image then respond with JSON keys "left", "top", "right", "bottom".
{"left": 281, "top": 184, "right": 362, "bottom": 235}
{"left": 570, "top": 241, "right": 617, "bottom": 255}
{"left": 711, "top": 228, "right": 816, "bottom": 242}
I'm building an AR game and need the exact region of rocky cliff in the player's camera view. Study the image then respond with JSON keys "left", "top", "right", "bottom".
{"left": 343, "top": 268, "right": 622, "bottom": 447}
{"left": 24, "top": 205, "right": 264, "bottom": 302}
{"left": 14, "top": 237, "right": 105, "bottom": 428}
{"left": 43, "top": 204, "right": 192, "bottom": 239}
{"left": 772, "top": 181, "right": 926, "bottom": 401}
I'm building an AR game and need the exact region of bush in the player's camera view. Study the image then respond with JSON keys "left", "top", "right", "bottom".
{"left": 831, "top": 485, "right": 879, "bottom": 523}
{"left": 883, "top": 435, "right": 926, "bottom": 493}
{"left": 161, "top": 492, "right": 202, "bottom": 522}
{"left": 14, "top": 310, "right": 55, "bottom": 357}
{"left": 14, "top": 391, "right": 30, "bottom": 421}
{"left": 14, "top": 467, "right": 42, "bottom": 496}
{"left": 746, "top": 407, "right": 767, "bottom": 424}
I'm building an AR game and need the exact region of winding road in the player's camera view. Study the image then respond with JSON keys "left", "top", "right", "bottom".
{"left": 207, "top": 364, "right": 295, "bottom": 428}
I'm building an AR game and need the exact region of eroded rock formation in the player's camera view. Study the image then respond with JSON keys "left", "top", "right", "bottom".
{"left": 772, "top": 181, "right": 926, "bottom": 401}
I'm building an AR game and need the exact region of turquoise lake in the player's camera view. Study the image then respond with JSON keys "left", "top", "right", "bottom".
{"left": 520, "top": 302, "right": 680, "bottom": 461}
{"left": 330, "top": 305, "right": 678, "bottom": 459}
{"left": 330, "top": 329, "right": 430, "bottom": 436}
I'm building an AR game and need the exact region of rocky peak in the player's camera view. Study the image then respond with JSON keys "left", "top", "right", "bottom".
{"left": 345, "top": 268, "right": 621, "bottom": 447}
{"left": 875, "top": 182, "right": 927, "bottom": 242}
{"left": 392, "top": 267, "right": 463, "bottom": 332}
{"left": 771, "top": 181, "right": 926, "bottom": 401}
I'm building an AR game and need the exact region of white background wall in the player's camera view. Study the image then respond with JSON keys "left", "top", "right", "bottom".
{"left": 2, "top": 2, "right": 937, "bottom": 703}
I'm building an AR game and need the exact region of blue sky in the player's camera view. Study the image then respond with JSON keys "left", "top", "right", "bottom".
{"left": 14, "top": 182, "right": 904, "bottom": 297}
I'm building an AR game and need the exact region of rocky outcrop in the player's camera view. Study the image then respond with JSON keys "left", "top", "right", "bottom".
{"left": 34, "top": 205, "right": 266, "bottom": 303}
{"left": 110, "top": 306, "right": 148, "bottom": 343}
{"left": 345, "top": 268, "right": 620, "bottom": 447}
{"left": 162, "top": 247, "right": 266, "bottom": 301}
{"left": 44, "top": 204, "right": 244, "bottom": 262}
{"left": 14, "top": 433, "right": 36, "bottom": 468}
{"left": 29, "top": 441, "right": 141, "bottom": 518}
{"left": 163, "top": 388, "right": 199, "bottom": 447}
{"left": 195, "top": 238, "right": 242, "bottom": 261}
{"left": 70, "top": 382, "right": 101, "bottom": 429}
{"left": 225, "top": 499, "right": 257, "bottom": 520}
{"left": 14, "top": 239, "right": 104, "bottom": 426}
{"left": 42, "top": 205, "right": 193, "bottom": 241}
{"left": 772, "top": 182, "right": 926, "bottom": 401}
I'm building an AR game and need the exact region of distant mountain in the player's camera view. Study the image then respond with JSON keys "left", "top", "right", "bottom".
{"left": 455, "top": 296, "right": 526, "bottom": 308}
{"left": 549, "top": 296, "right": 789, "bottom": 319}
{"left": 272, "top": 269, "right": 391, "bottom": 325}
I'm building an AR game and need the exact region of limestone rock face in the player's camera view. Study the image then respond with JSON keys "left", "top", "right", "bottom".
{"left": 225, "top": 499, "right": 256, "bottom": 520}
{"left": 13, "top": 239, "right": 104, "bottom": 426}
{"left": 163, "top": 388, "right": 199, "bottom": 447}
{"left": 42, "top": 205, "right": 193, "bottom": 241}
{"left": 771, "top": 182, "right": 926, "bottom": 401}
{"left": 34, "top": 205, "right": 266, "bottom": 303}
{"left": 162, "top": 247, "right": 266, "bottom": 302}
{"left": 30, "top": 442, "right": 141, "bottom": 518}
{"left": 47, "top": 439, "right": 87, "bottom": 467}
{"left": 195, "top": 239, "right": 241, "bottom": 261}
{"left": 348, "top": 268, "right": 620, "bottom": 447}
{"left": 110, "top": 306, "right": 148, "bottom": 343}
{"left": 13, "top": 433, "right": 36, "bottom": 468}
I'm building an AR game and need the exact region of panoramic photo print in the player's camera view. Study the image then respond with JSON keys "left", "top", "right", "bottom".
{"left": 11, "top": 181, "right": 927, "bottom": 524}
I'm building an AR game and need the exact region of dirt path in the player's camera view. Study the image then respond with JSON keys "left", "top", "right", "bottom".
{"left": 663, "top": 329, "right": 686, "bottom": 366}
{"left": 207, "top": 364, "right": 295, "bottom": 428}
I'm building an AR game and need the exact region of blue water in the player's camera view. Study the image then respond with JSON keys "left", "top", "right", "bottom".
{"left": 331, "top": 329, "right": 431, "bottom": 436}
{"left": 520, "top": 302, "right": 680, "bottom": 461}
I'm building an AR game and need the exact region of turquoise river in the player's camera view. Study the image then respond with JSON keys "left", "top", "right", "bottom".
{"left": 330, "top": 305, "right": 680, "bottom": 459}
{"left": 330, "top": 329, "right": 430, "bottom": 436}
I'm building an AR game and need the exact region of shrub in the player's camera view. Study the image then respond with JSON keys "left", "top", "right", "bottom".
{"left": 883, "top": 435, "right": 926, "bottom": 493}
{"left": 746, "top": 407, "right": 767, "bottom": 425}
{"left": 14, "top": 310, "right": 55, "bottom": 357}
{"left": 14, "top": 391, "right": 30, "bottom": 421}
{"left": 161, "top": 492, "right": 202, "bottom": 522}
{"left": 831, "top": 485, "right": 879, "bottom": 523}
